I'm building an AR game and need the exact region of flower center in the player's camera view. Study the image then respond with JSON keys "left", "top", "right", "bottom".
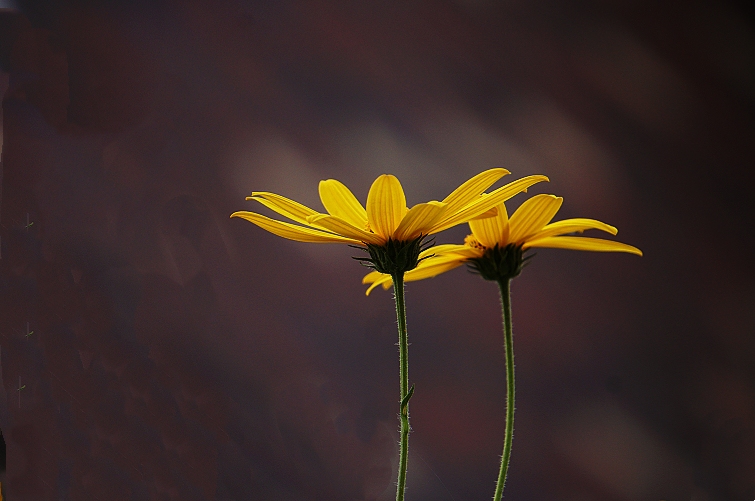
{"left": 464, "top": 234, "right": 487, "bottom": 250}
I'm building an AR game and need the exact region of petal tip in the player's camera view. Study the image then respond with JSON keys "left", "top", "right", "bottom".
{"left": 377, "top": 173, "right": 401, "bottom": 184}
{"left": 365, "top": 281, "right": 383, "bottom": 296}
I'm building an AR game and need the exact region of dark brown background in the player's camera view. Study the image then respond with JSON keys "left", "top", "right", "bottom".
{"left": 0, "top": 0, "right": 753, "bottom": 499}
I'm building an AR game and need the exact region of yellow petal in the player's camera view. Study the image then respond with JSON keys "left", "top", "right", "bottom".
{"left": 393, "top": 201, "right": 447, "bottom": 241}
{"left": 362, "top": 254, "right": 468, "bottom": 295}
{"left": 362, "top": 271, "right": 393, "bottom": 296}
{"left": 366, "top": 175, "right": 407, "bottom": 239}
{"left": 405, "top": 255, "right": 467, "bottom": 282}
{"left": 366, "top": 277, "right": 392, "bottom": 295}
{"left": 508, "top": 194, "right": 563, "bottom": 243}
{"left": 306, "top": 214, "right": 384, "bottom": 245}
{"left": 361, "top": 250, "right": 468, "bottom": 282}
{"left": 318, "top": 179, "right": 369, "bottom": 229}
{"left": 469, "top": 207, "right": 498, "bottom": 219}
{"left": 362, "top": 270, "right": 384, "bottom": 284}
{"left": 468, "top": 202, "right": 509, "bottom": 247}
{"left": 419, "top": 243, "right": 477, "bottom": 259}
{"left": 247, "top": 192, "right": 321, "bottom": 225}
{"left": 441, "top": 168, "right": 509, "bottom": 216}
{"left": 529, "top": 218, "right": 618, "bottom": 240}
{"left": 523, "top": 236, "right": 643, "bottom": 256}
{"left": 231, "top": 211, "right": 360, "bottom": 244}
{"left": 430, "top": 175, "right": 549, "bottom": 234}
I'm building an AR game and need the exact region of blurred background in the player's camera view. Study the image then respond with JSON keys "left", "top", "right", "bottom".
{"left": 0, "top": 0, "right": 753, "bottom": 499}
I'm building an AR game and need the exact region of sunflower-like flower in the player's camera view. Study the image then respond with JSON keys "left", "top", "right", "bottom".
{"left": 231, "top": 169, "right": 548, "bottom": 274}
{"left": 363, "top": 193, "right": 642, "bottom": 293}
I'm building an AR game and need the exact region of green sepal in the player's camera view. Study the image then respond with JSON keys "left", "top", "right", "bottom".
{"left": 468, "top": 243, "right": 530, "bottom": 281}
{"left": 352, "top": 235, "right": 432, "bottom": 274}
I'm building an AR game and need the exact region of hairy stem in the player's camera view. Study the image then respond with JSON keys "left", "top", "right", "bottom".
{"left": 392, "top": 272, "right": 412, "bottom": 501}
{"left": 493, "top": 278, "right": 515, "bottom": 500}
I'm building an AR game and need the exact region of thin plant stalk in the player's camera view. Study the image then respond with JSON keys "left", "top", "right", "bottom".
{"left": 493, "top": 278, "right": 515, "bottom": 500}
{"left": 392, "top": 272, "right": 413, "bottom": 501}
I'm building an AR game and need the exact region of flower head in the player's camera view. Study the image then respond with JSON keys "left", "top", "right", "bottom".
{"left": 231, "top": 169, "right": 548, "bottom": 250}
{"left": 363, "top": 193, "right": 642, "bottom": 293}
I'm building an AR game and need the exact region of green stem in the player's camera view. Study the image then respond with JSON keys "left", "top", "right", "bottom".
{"left": 493, "top": 278, "right": 515, "bottom": 501}
{"left": 392, "top": 272, "right": 411, "bottom": 501}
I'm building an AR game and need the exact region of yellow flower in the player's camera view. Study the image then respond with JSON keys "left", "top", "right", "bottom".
{"left": 231, "top": 169, "right": 548, "bottom": 247}
{"left": 363, "top": 193, "right": 642, "bottom": 294}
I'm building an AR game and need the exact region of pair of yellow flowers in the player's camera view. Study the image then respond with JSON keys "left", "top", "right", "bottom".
{"left": 232, "top": 167, "right": 641, "bottom": 501}
{"left": 231, "top": 168, "right": 641, "bottom": 286}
